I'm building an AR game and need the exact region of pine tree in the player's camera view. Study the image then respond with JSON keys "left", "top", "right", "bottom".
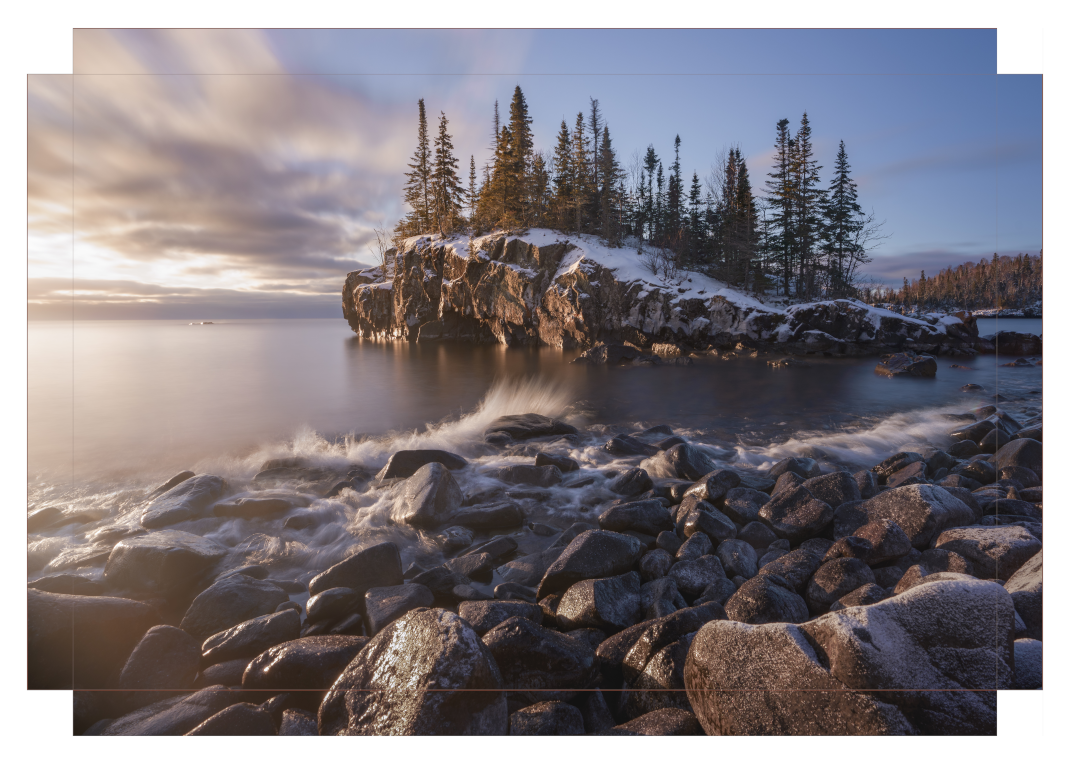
{"left": 735, "top": 155, "right": 759, "bottom": 287}
{"left": 468, "top": 155, "right": 478, "bottom": 222}
{"left": 598, "top": 125, "right": 623, "bottom": 245}
{"left": 642, "top": 146, "right": 658, "bottom": 243}
{"left": 764, "top": 118, "right": 796, "bottom": 295}
{"left": 654, "top": 162, "right": 665, "bottom": 244}
{"left": 507, "top": 86, "right": 534, "bottom": 224}
{"left": 793, "top": 112, "right": 825, "bottom": 299}
{"left": 570, "top": 111, "right": 592, "bottom": 233}
{"left": 551, "top": 120, "right": 573, "bottom": 231}
{"left": 667, "top": 135, "right": 683, "bottom": 241}
{"left": 589, "top": 98, "right": 603, "bottom": 198}
{"left": 688, "top": 171, "right": 704, "bottom": 264}
{"left": 823, "top": 140, "right": 864, "bottom": 296}
{"left": 431, "top": 111, "right": 466, "bottom": 235}
{"left": 531, "top": 152, "right": 549, "bottom": 226}
{"left": 399, "top": 98, "right": 432, "bottom": 235}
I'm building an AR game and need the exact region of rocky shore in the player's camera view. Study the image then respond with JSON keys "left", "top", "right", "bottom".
{"left": 341, "top": 230, "right": 1020, "bottom": 360}
{"left": 29, "top": 399, "right": 1043, "bottom": 736}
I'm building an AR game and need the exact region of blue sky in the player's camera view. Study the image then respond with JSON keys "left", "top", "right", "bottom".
{"left": 27, "top": 28, "right": 1040, "bottom": 318}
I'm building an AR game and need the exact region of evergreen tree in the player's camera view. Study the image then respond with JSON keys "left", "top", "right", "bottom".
{"left": 793, "top": 112, "right": 825, "bottom": 298}
{"left": 688, "top": 171, "right": 704, "bottom": 264}
{"left": 589, "top": 98, "right": 603, "bottom": 197}
{"left": 531, "top": 152, "right": 549, "bottom": 226}
{"left": 507, "top": 85, "right": 534, "bottom": 224}
{"left": 570, "top": 111, "right": 592, "bottom": 233}
{"left": 667, "top": 135, "right": 683, "bottom": 240}
{"left": 431, "top": 111, "right": 466, "bottom": 235}
{"left": 550, "top": 120, "right": 573, "bottom": 231}
{"left": 735, "top": 155, "right": 759, "bottom": 286}
{"left": 764, "top": 118, "right": 796, "bottom": 295}
{"left": 654, "top": 162, "right": 665, "bottom": 244}
{"left": 598, "top": 125, "right": 623, "bottom": 245}
{"left": 823, "top": 140, "right": 864, "bottom": 296}
{"left": 399, "top": 98, "right": 432, "bottom": 235}
{"left": 642, "top": 146, "right": 659, "bottom": 242}
{"left": 468, "top": 155, "right": 478, "bottom": 221}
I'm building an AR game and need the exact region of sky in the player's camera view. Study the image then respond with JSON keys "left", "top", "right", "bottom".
{"left": 27, "top": 28, "right": 1042, "bottom": 319}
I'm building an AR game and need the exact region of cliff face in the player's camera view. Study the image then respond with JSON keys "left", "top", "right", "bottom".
{"left": 342, "top": 230, "right": 979, "bottom": 356}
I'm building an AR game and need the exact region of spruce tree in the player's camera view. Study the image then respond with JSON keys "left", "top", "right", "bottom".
{"left": 431, "top": 111, "right": 466, "bottom": 235}
{"left": 642, "top": 146, "right": 659, "bottom": 243}
{"left": 667, "top": 135, "right": 683, "bottom": 240}
{"left": 598, "top": 125, "right": 623, "bottom": 245}
{"left": 589, "top": 98, "right": 603, "bottom": 197}
{"left": 764, "top": 118, "right": 796, "bottom": 295}
{"left": 570, "top": 112, "right": 592, "bottom": 233}
{"left": 468, "top": 155, "right": 478, "bottom": 222}
{"left": 793, "top": 112, "right": 825, "bottom": 298}
{"left": 507, "top": 86, "right": 534, "bottom": 224}
{"left": 551, "top": 120, "right": 573, "bottom": 231}
{"left": 823, "top": 140, "right": 863, "bottom": 296}
{"left": 400, "top": 98, "right": 432, "bottom": 235}
{"left": 688, "top": 171, "right": 704, "bottom": 265}
{"left": 735, "top": 155, "right": 759, "bottom": 287}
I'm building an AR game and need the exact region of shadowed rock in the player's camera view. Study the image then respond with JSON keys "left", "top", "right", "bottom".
{"left": 482, "top": 615, "right": 598, "bottom": 704}
{"left": 140, "top": 475, "right": 227, "bottom": 529}
{"left": 180, "top": 575, "right": 289, "bottom": 640}
{"left": 243, "top": 635, "right": 369, "bottom": 691}
{"left": 364, "top": 583, "right": 435, "bottom": 635}
{"left": 509, "top": 701, "right": 585, "bottom": 735}
{"left": 186, "top": 703, "right": 276, "bottom": 736}
{"left": 1004, "top": 550, "right": 1041, "bottom": 641}
{"left": 485, "top": 414, "right": 577, "bottom": 444}
{"left": 536, "top": 530, "right": 643, "bottom": 599}
{"left": 201, "top": 609, "right": 302, "bottom": 666}
{"left": 376, "top": 449, "right": 467, "bottom": 480}
{"left": 933, "top": 526, "right": 1041, "bottom": 580}
{"left": 556, "top": 571, "right": 642, "bottom": 632}
{"left": 391, "top": 463, "right": 463, "bottom": 527}
{"left": 834, "top": 484, "right": 975, "bottom": 548}
{"left": 96, "top": 686, "right": 237, "bottom": 736}
{"left": 725, "top": 574, "right": 809, "bottom": 624}
{"left": 119, "top": 625, "right": 200, "bottom": 692}
{"left": 759, "top": 485, "right": 833, "bottom": 544}
{"left": 308, "top": 541, "right": 402, "bottom": 597}
{"left": 104, "top": 530, "right": 226, "bottom": 594}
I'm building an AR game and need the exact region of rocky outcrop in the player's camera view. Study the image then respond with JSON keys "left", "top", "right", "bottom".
{"left": 343, "top": 231, "right": 980, "bottom": 355}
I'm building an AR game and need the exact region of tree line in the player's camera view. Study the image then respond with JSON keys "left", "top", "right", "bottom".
{"left": 882, "top": 253, "right": 1043, "bottom": 312}
{"left": 395, "top": 86, "right": 886, "bottom": 300}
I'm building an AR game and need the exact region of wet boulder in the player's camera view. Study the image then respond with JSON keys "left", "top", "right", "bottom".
{"left": 535, "top": 452, "right": 580, "bottom": 473}
{"left": 639, "top": 549, "right": 674, "bottom": 582}
{"left": 179, "top": 575, "right": 289, "bottom": 640}
{"left": 676, "top": 496, "right": 736, "bottom": 543}
{"left": 737, "top": 521, "right": 778, "bottom": 551}
{"left": 509, "top": 702, "right": 585, "bottom": 735}
{"left": 279, "top": 709, "right": 318, "bottom": 736}
{"left": 119, "top": 625, "right": 200, "bottom": 692}
{"left": 28, "top": 589, "right": 157, "bottom": 690}
{"left": 448, "top": 502, "right": 524, "bottom": 530}
{"left": 1004, "top": 550, "right": 1041, "bottom": 641}
{"left": 668, "top": 555, "right": 727, "bottom": 600}
{"left": 599, "top": 499, "right": 672, "bottom": 536}
{"left": 621, "top": 635, "right": 695, "bottom": 719}
{"left": 1000, "top": 466, "right": 1040, "bottom": 488}
{"left": 720, "top": 487, "right": 770, "bottom": 524}
{"left": 457, "top": 600, "right": 543, "bottom": 636}
{"left": 485, "top": 414, "right": 577, "bottom": 444}
{"left": 993, "top": 438, "right": 1042, "bottom": 478}
{"left": 979, "top": 428, "right": 1012, "bottom": 454}
{"left": 641, "top": 577, "right": 687, "bottom": 619}
{"left": 308, "top": 541, "right": 403, "bottom": 597}
{"left": 805, "top": 558, "right": 876, "bottom": 615}
{"left": 391, "top": 463, "right": 463, "bottom": 527}
{"left": 885, "top": 461, "right": 928, "bottom": 488}
{"left": 758, "top": 547, "right": 824, "bottom": 592}
{"left": 243, "top": 635, "right": 368, "bottom": 692}
{"left": 950, "top": 420, "right": 995, "bottom": 443}
{"left": 604, "top": 434, "right": 658, "bottom": 457}
{"left": 850, "top": 519, "right": 913, "bottom": 565}
{"left": 622, "top": 604, "right": 726, "bottom": 683}
{"left": 853, "top": 469, "right": 879, "bottom": 499}
{"left": 715, "top": 539, "right": 758, "bottom": 580}
{"left": 556, "top": 571, "right": 642, "bottom": 633}
{"left": 674, "top": 532, "right": 712, "bottom": 562}
{"left": 759, "top": 485, "right": 833, "bottom": 544}
{"left": 482, "top": 616, "right": 598, "bottom": 703}
{"left": 607, "top": 467, "right": 653, "bottom": 497}
{"left": 769, "top": 457, "right": 821, "bottom": 480}
{"left": 695, "top": 578, "right": 737, "bottom": 607}
{"left": 682, "top": 469, "right": 741, "bottom": 503}
{"left": 872, "top": 452, "right": 924, "bottom": 482}
{"left": 95, "top": 686, "right": 237, "bottom": 736}
{"left": 609, "top": 708, "right": 703, "bottom": 735}
{"left": 140, "top": 474, "right": 227, "bottom": 529}
{"left": 933, "top": 526, "right": 1041, "bottom": 580}
{"left": 686, "top": 579, "right": 1014, "bottom": 735}
{"left": 892, "top": 568, "right": 975, "bottom": 595}
{"left": 103, "top": 530, "right": 227, "bottom": 594}
{"left": 991, "top": 331, "right": 1041, "bottom": 356}
{"left": 655, "top": 443, "right": 717, "bottom": 481}
{"left": 494, "top": 464, "right": 563, "bottom": 488}
{"left": 875, "top": 352, "right": 937, "bottom": 378}
{"left": 212, "top": 496, "right": 295, "bottom": 519}
{"left": 536, "top": 530, "right": 643, "bottom": 599}
{"left": 319, "top": 608, "right": 506, "bottom": 735}
{"left": 306, "top": 587, "right": 361, "bottom": 625}
{"left": 364, "top": 583, "right": 435, "bottom": 636}
{"left": 1013, "top": 639, "right": 1043, "bottom": 689}
{"left": 724, "top": 574, "right": 809, "bottom": 625}
{"left": 949, "top": 458, "right": 997, "bottom": 485}
{"left": 376, "top": 449, "right": 467, "bottom": 480}
{"left": 496, "top": 547, "right": 563, "bottom": 588}
{"left": 833, "top": 485, "right": 975, "bottom": 548}
{"left": 802, "top": 471, "right": 861, "bottom": 508}
{"left": 201, "top": 609, "right": 302, "bottom": 666}
{"left": 186, "top": 703, "right": 276, "bottom": 736}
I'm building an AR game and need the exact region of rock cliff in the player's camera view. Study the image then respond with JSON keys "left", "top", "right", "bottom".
{"left": 343, "top": 230, "right": 979, "bottom": 356}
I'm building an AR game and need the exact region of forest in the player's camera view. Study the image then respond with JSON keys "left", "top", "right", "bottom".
{"left": 394, "top": 86, "right": 886, "bottom": 301}
{"left": 879, "top": 253, "right": 1043, "bottom": 312}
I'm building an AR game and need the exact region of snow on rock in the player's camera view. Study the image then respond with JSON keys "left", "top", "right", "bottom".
{"left": 342, "top": 229, "right": 979, "bottom": 355}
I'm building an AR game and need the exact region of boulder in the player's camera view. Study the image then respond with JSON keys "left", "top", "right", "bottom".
{"left": 933, "top": 526, "right": 1041, "bottom": 580}
{"left": 621, "top": 635, "right": 695, "bottom": 719}
{"left": 993, "top": 438, "right": 1042, "bottom": 478}
{"left": 654, "top": 443, "right": 717, "bottom": 481}
{"left": 457, "top": 600, "right": 543, "bottom": 636}
{"left": 119, "top": 625, "right": 200, "bottom": 691}
{"left": 604, "top": 434, "right": 658, "bottom": 457}
{"left": 682, "top": 469, "right": 741, "bottom": 503}
{"left": 669, "top": 555, "right": 727, "bottom": 600}
{"left": 805, "top": 558, "right": 876, "bottom": 614}
{"left": 308, "top": 541, "right": 403, "bottom": 597}
{"left": 556, "top": 571, "right": 642, "bottom": 633}
{"left": 607, "top": 468, "right": 654, "bottom": 496}
{"left": 242, "top": 635, "right": 368, "bottom": 691}
{"left": 757, "top": 547, "right": 824, "bottom": 592}
{"left": 853, "top": 469, "right": 879, "bottom": 499}
{"left": 991, "top": 331, "right": 1041, "bottom": 356}
{"left": 1004, "top": 550, "right": 1042, "bottom": 641}
{"left": 27, "top": 573, "right": 105, "bottom": 596}
{"left": 448, "top": 502, "right": 524, "bottom": 529}
{"left": 28, "top": 589, "right": 157, "bottom": 689}
{"left": 306, "top": 587, "right": 362, "bottom": 625}
{"left": 536, "top": 530, "right": 643, "bottom": 599}
{"left": 769, "top": 457, "right": 821, "bottom": 480}
{"left": 391, "top": 462, "right": 463, "bottom": 527}
{"left": 622, "top": 604, "right": 726, "bottom": 683}
{"left": 103, "top": 530, "right": 227, "bottom": 594}
{"left": 893, "top": 568, "right": 975, "bottom": 595}
{"left": 1013, "top": 639, "right": 1042, "bottom": 690}
{"left": 364, "top": 583, "right": 435, "bottom": 635}
{"left": 759, "top": 485, "right": 833, "bottom": 544}
{"left": 851, "top": 519, "right": 913, "bottom": 565}
{"left": 872, "top": 452, "right": 924, "bottom": 482}
{"left": 685, "top": 579, "right": 1014, "bottom": 734}
{"left": 279, "top": 709, "right": 318, "bottom": 736}
{"left": 674, "top": 532, "right": 712, "bottom": 562}
{"left": 875, "top": 352, "right": 937, "bottom": 377}
{"left": 148, "top": 470, "right": 196, "bottom": 498}
{"left": 197, "top": 659, "right": 248, "bottom": 688}
{"left": 212, "top": 496, "right": 294, "bottom": 519}
{"left": 495, "top": 464, "right": 563, "bottom": 487}
{"left": 319, "top": 609, "right": 506, "bottom": 735}
{"left": 96, "top": 686, "right": 236, "bottom": 736}
{"left": 376, "top": 449, "right": 467, "bottom": 479}
{"left": 720, "top": 487, "right": 770, "bottom": 524}
{"left": 639, "top": 549, "right": 674, "bottom": 582}
{"left": 179, "top": 575, "right": 289, "bottom": 640}
{"left": 724, "top": 574, "right": 809, "bottom": 624}
{"left": 201, "top": 609, "right": 302, "bottom": 666}
{"left": 802, "top": 471, "right": 862, "bottom": 508}
{"left": 186, "top": 703, "right": 276, "bottom": 736}
{"left": 885, "top": 461, "right": 929, "bottom": 488}
{"left": 676, "top": 496, "right": 736, "bottom": 543}
{"left": 609, "top": 708, "right": 702, "bottom": 735}
{"left": 999, "top": 466, "right": 1040, "bottom": 488}
{"left": 535, "top": 452, "right": 580, "bottom": 473}
{"left": 695, "top": 578, "right": 737, "bottom": 607}
{"left": 485, "top": 414, "right": 577, "bottom": 443}
{"left": 599, "top": 499, "right": 673, "bottom": 536}
{"left": 829, "top": 582, "right": 888, "bottom": 611}
{"left": 482, "top": 616, "right": 598, "bottom": 704}
{"left": 715, "top": 539, "right": 758, "bottom": 580}
{"left": 641, "top": 577, "right": 687, "bottom": 619}
{"left": 737, "top": 521, "right": 778, "bottom": 551}
{"left": 509, "top": 701, "right": 585, "bottom": 735}
{"left": 140, "top": 475, "right": 227, "bottom": 529}
{"left": 949, "top": 459, "right": 997, "bottom": 485}
{"left": 833, "top": 485, "right": 975, "bottom": 548}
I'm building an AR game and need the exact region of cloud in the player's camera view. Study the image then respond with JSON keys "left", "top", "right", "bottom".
{"left": 31, "top": 30, "right": 416, "bottom": 300}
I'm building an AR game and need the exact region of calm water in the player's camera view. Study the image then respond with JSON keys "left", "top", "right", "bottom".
{"left": 27, "top": 317, "right": 1042, "bottom": 587}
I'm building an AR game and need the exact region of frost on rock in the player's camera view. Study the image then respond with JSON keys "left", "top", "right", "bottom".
{"left": 342, "top": 230, "right": 979, "bottom": 355}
